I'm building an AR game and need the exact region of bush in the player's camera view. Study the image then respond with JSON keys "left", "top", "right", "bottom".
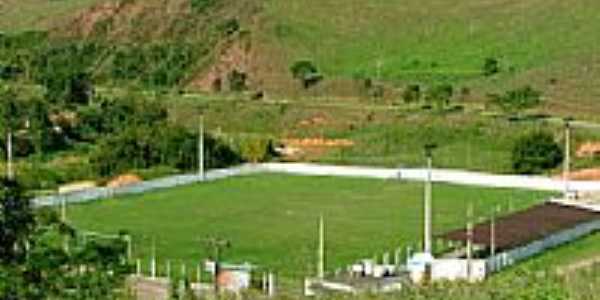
{"left": 238, "top": 137, "right": 275, "bottom": 163}
{"left": 228, "top": 70, "right": 247, "bottom": 92}
{"left": 402, "top": 84, "right": 421, "bottom": 104}
{"left": 290, "top": 60, "right": 323, "bottom": 89}
{"left": 90, "top": 123, "right": 242, "bottom": 177}
{"left": 483, "top": 57, "right": 500, "bottom": 76}
{"left": 512, "top": 131, "right": 563, "bottom": 174}
{"left": 426, "top": 84, "right": 454, "bottom": 109}
{"left": 489, "top": 85, "right": 542, "bottom": 115}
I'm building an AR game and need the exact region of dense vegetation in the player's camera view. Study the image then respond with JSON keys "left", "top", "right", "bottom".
{"left": 0, "top": 178, "right": 130, "bottom": 299}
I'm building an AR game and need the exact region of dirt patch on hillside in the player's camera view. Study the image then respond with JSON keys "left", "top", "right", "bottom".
{"left": 107, "top": 173, "right": 142, "bottom": 188}
{"left": 278, "top": 137, "right": 354, "bottom": 160}
{"left": 282, "top": 138, "right": 354, "bottom": 148}
{"left": 559, "top": 168, "right": 600, "bottom": 181}
{"left": 191, "top": 37, "right": 254, "bottom": 92}
{"left": 577, "top": 142, "right": 600, "bottom": 158}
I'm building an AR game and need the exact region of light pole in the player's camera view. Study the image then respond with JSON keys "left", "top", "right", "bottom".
{"left": 563, "top": 117, "right": 574, "bottom": 199}
{"left": 198, "top": 115, "right": 205, "bottom": 180}
{"left": 317, "top": 215, "right": 325, "bottom": 280}
{"left": 423, "top": 143, "right": 437, "bottom": 255}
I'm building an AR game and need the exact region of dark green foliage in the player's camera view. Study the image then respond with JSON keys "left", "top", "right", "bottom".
{"left": 483, "top": 57, "right": 500, "bottom": 76}
{"left": 427, "top": 83, "right": 454, "bottom": 109}
{"left": 290, "top": 60, "right": 323, "bottom": 89}
{"left": 228, "top": 69, "right": 247, "bottom": 91}
{"left": 0, "top": 179, "right": 130, "bottom": 299}
{"left": 0, "top": 87, "right": 68, "bottom": 157}
{"left": 512, "top": 131, "right": 563, "bottom": 174}
{"left": 31, "top": 41, "right": 104, "bottom": 105}
{"left": 110, "top": 42, "right": 196, "bottom": 88}
{"left": 90, "top": 121, "right": 241, "bottom": 177}
{"left": 77, "top": 95, "right": 168, "bottom": 140}
{"left": 489, "top": 85, "right": 542, "bottom": 114}
{"left": 0, "top": 178, "right": 34, "bottom": 265}
{"left": 0, "top": 64, "right": 22, "bottom": 80}
{"left": 402, "top": 84, "right": 421, "bottom": 103}
{"left": 218, "top": 18, "right": 240, "bottom": 36}
{"left": 290, "top": 60, "right": 318, "bottom": 79}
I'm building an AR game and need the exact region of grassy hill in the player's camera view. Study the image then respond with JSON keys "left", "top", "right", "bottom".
{"left": 0, "top": 0, "right": 101, "bottom": 33}
{"left": 1, "top": 0, "right": 599, "bottom": 182}
{"left": 260, "top": 0, "right": 600, "bottom": 115}
{"left": 1, "top": 0, "right": 600, "bottom": 117}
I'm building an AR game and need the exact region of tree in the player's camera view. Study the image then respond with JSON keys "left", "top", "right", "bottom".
{"left": 290, "top": 60, "right": 323, "bottom": 89}
{"left": 0, "top": 178, "right": 34, "bottom": 265}
{"left": 512, "top": 131, "right": 563, "bottom": 174}
{"left": 427, "top": 84, "right": 454, "bottom": 109}
{"left": 402, "top": 84, "right": 421, "bottom": 104}
{"left": 489, "top": 85, "right": 542, "bottom": 115}
{"left": 0, "top": 178, "right": 130, "bottom": 299}
{"left": 483, "top": 57, "right": 500, "bottom": 76}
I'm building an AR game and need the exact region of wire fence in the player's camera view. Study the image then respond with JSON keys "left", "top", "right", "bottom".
{"left": 33, "top": 164, "right": 264, "bottom": 207}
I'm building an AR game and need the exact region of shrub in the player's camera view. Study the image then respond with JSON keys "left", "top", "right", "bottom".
{"left": 228, "top": 70, "right": 247, "bottom": 92}
{"left": 238, "top": 137, "right": 275, "bottom": 163}
{"left": 402, "top": 84, "right": 421, "bottom": 104}
{"left": 489, "top": 85, "right": 542, "bottom": 114}
{"left": 426, "top": 84, "right": 454, "bottom": 109}
{"left": 512, "top": 131, "right": 563, "bottom": 174}
{"left": 483, "top": 57, "right": 500, "bottom": 76}
{"left": 290, "top": 60, "right": 323, "bottom": 89}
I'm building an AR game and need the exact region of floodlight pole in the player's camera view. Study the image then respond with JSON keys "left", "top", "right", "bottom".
{"left": 423, "top": 144, "right": 437, "bottom": 255}
{"left": 317, "top": 215, "right": 325, "bottom": 280}
{"left": 563, "top": 117, "right": 573, "bottom": 199}
{"left": 466, "top": 203, "right": 474, "bottom": 279}
{"left": 198, "top": 115, "right": 205, "bottom": 180}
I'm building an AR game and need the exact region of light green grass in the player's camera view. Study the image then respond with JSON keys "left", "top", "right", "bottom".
{"left": 67, "top": 174, "right": 551, "bottom": 279}
{"left": 510, "top": 232, "right": 600, "bottom": 271}
{"left": 265, "top": 0, "right": 600, "bottom": 81}
{"left": 0, "top": 0, "right": 101, "bottom": 33}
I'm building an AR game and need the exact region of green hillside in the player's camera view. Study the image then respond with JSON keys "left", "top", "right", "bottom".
{"left": 1, "top": 0, "right": 600, "bottom": 117}
{"left": 261, "top": 0, "right": 600, "bottom": 115}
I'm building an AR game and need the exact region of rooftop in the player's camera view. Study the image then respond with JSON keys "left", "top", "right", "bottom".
{"left": 441, "top": 202, "right": 600, "bottom": 251}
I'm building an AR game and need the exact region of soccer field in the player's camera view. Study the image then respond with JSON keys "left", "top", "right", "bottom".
{"left": 67, "top": 174, "right": 551, "bottom": 279}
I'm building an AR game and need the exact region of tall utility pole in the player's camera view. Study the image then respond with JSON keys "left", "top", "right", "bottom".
{"left": 563, "top": 117, "right": 574, "bottom": 199}
{"left": 466, "top": 203, "right": 474, "bottom": 279}
{"left": 317, "top": 215, "right": 325, "bottom": 280}
{"left": 198, "top": 115, "right": 205, "bottom": 180}
{"left": 423, "top": 144, "right": 437, "bottom": 255}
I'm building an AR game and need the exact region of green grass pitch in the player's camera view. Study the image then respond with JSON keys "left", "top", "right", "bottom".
{"left": 67, "top": 174, "right": 552, "bottom": 279}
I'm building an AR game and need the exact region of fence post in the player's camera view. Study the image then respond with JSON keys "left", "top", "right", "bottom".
{"left": 394, "top": 247, "right": 402, "bottom": 267}
{"left": 166, "top": 260, "right": 171, "bottom": 279}
{"left": 181, "top": 262, "right": 187, "bottom": 281}
{"left": 196, "top": 264, "right": 201, "bottom": 283}
{"left": 151, "top": 257, "right": 156, "bottom": 279}
{"left": 267, "top": 272, "right": 275, "bottom": 297}
{"left": 383, "top": 252, "right": 390, "bottom": 265}
{"left": 136, "top": 259, "right": 141, "bottom": 276}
